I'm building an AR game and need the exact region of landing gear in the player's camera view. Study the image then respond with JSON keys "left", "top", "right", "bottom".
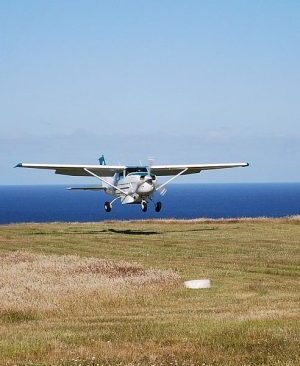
{"left": 141, "top": 201, "right": 148, "bottom": 212}
{"left": 155, "top": 201, "right": 162, "bottom": 212}
{"left": 104, "top": 201, "right": 112, "bottom": 212}
{"left": 148, "top": 197, "right": 162, "bottom": 213}
{"left": 104, "top": 197, "right": 122, "bottom": 212}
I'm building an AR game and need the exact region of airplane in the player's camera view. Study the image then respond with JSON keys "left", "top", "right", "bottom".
{"left": 15, "top": 156, "right": 249, "bottom": 212}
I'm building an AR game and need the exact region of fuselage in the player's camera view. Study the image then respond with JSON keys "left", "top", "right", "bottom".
{"left": 105, "top": 167, "right": 157, "bottom": 204}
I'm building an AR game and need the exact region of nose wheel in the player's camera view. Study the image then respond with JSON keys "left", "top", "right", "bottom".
{"left": 105, "top": 199, "right": 160, "bottom": 213}
{"left": 141, "top": 201, "right": 148, "bottom": 212}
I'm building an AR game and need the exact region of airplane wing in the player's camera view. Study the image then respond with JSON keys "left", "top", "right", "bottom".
{"left": 15, "top": 162, "right": 249, "bottom": 177}
{"left": 151, "top": 163, "right": 249, "bottom": 176}
{"left": 15, "top": 163, "right": 125, "bottom": 177}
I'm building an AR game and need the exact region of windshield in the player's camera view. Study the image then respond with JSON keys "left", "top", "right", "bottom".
{"left": 125, "top": 167, "right": 148, "bottom": 176}
{"left": 127, "top": 172, "right": 156, "bottom": 180}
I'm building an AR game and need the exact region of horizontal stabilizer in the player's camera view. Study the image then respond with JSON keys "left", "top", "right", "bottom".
{"left": 66, "top": 186, "right": 105, "bottom": 191}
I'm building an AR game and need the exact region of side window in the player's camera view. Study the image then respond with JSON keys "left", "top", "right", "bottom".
{"left": 115, "top": 172, "right": 123, "bottom": 181}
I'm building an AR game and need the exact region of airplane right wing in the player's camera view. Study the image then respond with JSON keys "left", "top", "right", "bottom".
{"left": 15, "top": 163, "right": 125, "bottom": 177}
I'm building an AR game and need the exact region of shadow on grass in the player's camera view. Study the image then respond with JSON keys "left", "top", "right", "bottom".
{"left": 25, "top": 227, "right": 218, "bottom": 236}
{"left": 186, "top": 227, "right": 218, "bottom": 232}
{"left": 25, "top": 229, "right": 160, "bottom": 236}
{"left": 0, "top": 310, "right": 39, "bottom": 324}
{"left": 105, "top": 228, "right": 159, "bottom": 235}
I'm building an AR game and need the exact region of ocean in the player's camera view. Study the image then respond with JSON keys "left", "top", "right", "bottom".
{"left": 0, "top": 183, "right": 299, "bottom": 224}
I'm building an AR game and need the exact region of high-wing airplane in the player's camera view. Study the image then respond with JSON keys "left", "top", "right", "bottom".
{"left": 15, "top": 156, "right": 249, "bottom": 212}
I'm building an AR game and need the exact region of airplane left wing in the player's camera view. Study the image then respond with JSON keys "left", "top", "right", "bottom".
{"left": 15, "top": 163, "right": 125, "bottom": 177}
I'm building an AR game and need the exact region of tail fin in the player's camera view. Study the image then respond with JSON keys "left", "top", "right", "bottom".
{"left": 98, "top": 155, "right": 106, "bottom": 165}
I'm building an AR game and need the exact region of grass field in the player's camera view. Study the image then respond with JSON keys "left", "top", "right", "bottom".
{"left": 0, "top": 218, "right": 299, "bottom": 366}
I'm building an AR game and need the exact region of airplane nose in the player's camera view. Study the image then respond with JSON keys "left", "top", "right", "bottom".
{"left": 144, "top": 175, "right": 153, "bottom": 184}
{"left": 137, "top": 179, "right": 155, "bottom": 194}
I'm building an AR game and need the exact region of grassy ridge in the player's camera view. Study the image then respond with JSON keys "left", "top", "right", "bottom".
{"left": 0, "top": 218, "right": 299, "bottom": 365}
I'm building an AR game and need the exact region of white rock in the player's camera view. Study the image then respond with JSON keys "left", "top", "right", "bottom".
{"left": 184, "top": 279, "right": 211, "bottom": 289}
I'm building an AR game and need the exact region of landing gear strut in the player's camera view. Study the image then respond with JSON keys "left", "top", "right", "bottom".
{"left": 104, "top": 201, "right": 112, "bottom": 212}
{"left": 141, "top": 200, "right": 148, "bottom": 212}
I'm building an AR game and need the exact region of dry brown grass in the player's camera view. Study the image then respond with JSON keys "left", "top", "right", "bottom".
{"left": 0, "top": 251, "right": 180, "bottom": 314}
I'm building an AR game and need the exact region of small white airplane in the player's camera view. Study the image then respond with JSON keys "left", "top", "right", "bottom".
{"left": 16, "top": 156, "right": 249, "bottom": 212}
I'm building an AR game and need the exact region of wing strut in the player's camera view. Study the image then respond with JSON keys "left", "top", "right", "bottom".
{"left": 156, "top": 168, "right": 188, "bottom": 192}
{"left": 84, "top": 168, "right": 128, "bottom": 195}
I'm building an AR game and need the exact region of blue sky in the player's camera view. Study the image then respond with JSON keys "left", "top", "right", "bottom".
{"left": 1, "top": 1, "right": 299, "bottom": 184}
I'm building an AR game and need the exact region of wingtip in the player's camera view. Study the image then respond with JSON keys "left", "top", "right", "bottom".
{"left": 14, "top": 163, "right": 22, "bottom": 168}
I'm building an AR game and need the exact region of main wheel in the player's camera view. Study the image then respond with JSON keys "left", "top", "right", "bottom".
{"left": 104, "top": 201, "right": 112, "bottom": 212}
{"left": 141, "top": 201, "right": 148, "bottom": 212}
{"left": 155, "top": 201, "right": 162, "bottom": 212}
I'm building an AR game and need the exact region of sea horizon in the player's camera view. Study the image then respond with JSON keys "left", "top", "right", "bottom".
{"left": 1, "top": 182, "right": 300, "bottom": 225}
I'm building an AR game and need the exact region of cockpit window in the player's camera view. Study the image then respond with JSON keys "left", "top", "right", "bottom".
{"left": 126, "top": 172, "right": 156, "bottom": 180}
{"left": 125, "top": 167, "right": 148, "bottom": 176}
{"left": 117, "top": 172, "right": 124, "bottom": 180}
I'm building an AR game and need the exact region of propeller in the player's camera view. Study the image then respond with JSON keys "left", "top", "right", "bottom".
{"left": 147, "top": 157, "right": 167, "bottom": 196}
{"left": 147, "top": 157, "right": 155, "bottom": 175}
{"left": 129, "top": 158, "right": 154, "bottom": 195}
{"left": 159, "top": 187, "right": 167, "bottom": 196}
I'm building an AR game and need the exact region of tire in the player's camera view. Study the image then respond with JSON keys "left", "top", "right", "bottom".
{"left": 104, "top": 201, "right": 112, "bottom": 212}
{"left": 155, "top": 201, "right": 162, "bottom": 212}
{"left": 141, "top": 201, "right": 147, "bottom": 212}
